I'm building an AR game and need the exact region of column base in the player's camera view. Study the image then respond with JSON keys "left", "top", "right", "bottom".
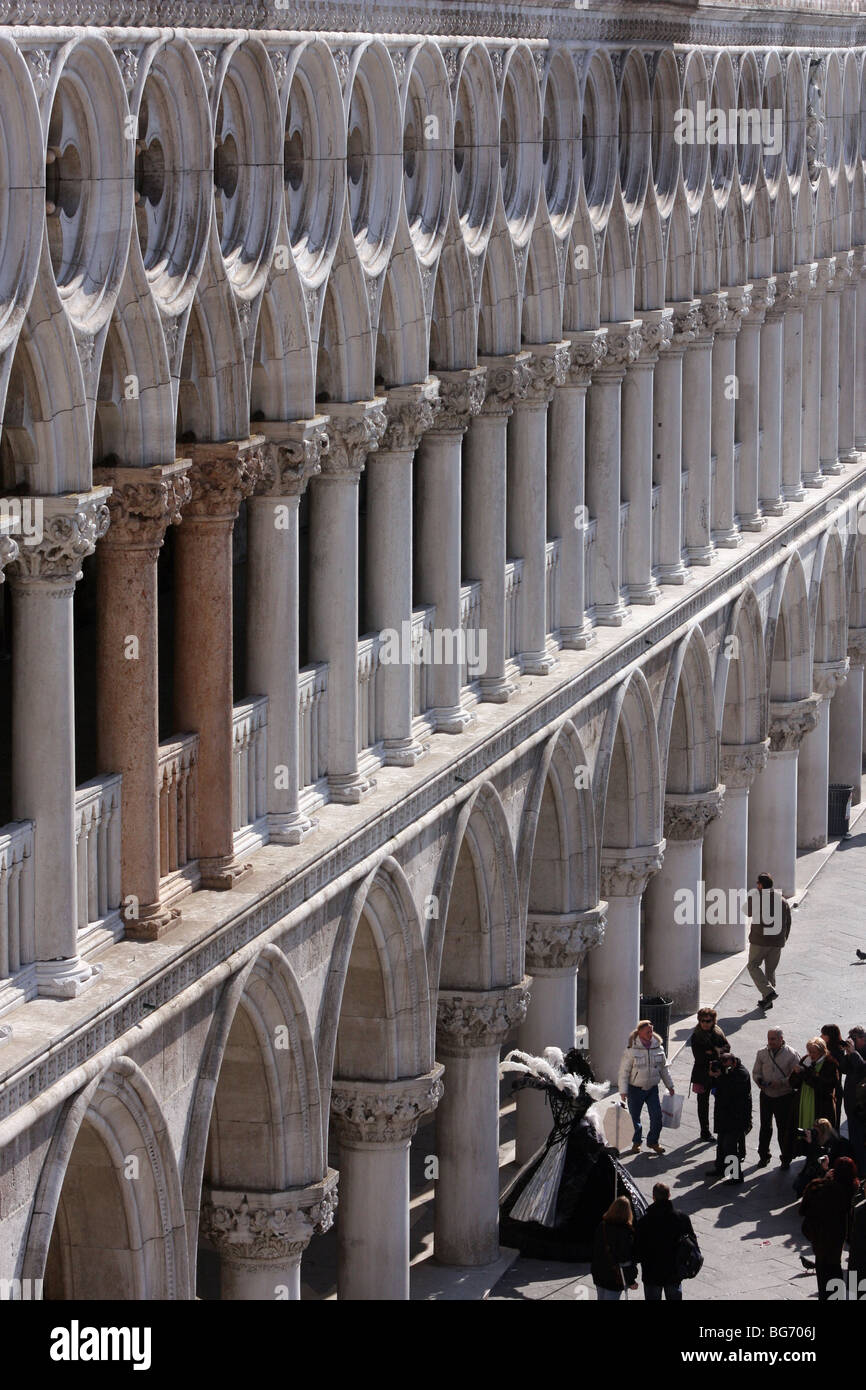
{"left": 327, "top": 771, "right": 375, "bottom": 804}
{"left": 560, "top": 624, "right": 596, "bottom": 649}
{"left": 521, "top": 651, "right": 557, "bottom": 676}
{"left": 712, "top": 528, "right": 742, "bottom": 549}
{"left": 627, "top": 580, "right": 661, "bottom": 605}
{"left": 383, "top": 736, "right": 427, "bottom": 767}
{"left": 478, "top": 677, "right": 516, "bottom": 704}
{"left": 431, "top": 704, "right": 476, "bottom": 732}
{"left": 686, "top": 545, "right": 715, "bottom": 565}
{"left": 802, "top": 471, "right": 825, "bottom": 488}
{"left": 36, "top": 956, "right": 103, "bottom": 999}
{"left": 737, "top": 513, "right": 767, "bottom": 532}
{"left": 656, "top": 563, "right": 689, "bottom": 585}
{"left": 760, "top": 497, "right": 786, "bottom": 516}
{"left": 594, "top": 601, "right": 628, "bottom": 626}
{"left": 199, "top": 856, "right": 254, "bottom": 890}
{"left": 821, "top": 458, "right": 844, "bottom": 475}
{"left": 267, "top": 810, "right": 317, "bottom": 845}
{"left": 125, "top": 901, "right": 182, "bottom": 941}
{"left": 781, "top": 483, "right": 806, "bottom": 503}
{"left": 839, "top": 448, "right": 859, "bottom": 464}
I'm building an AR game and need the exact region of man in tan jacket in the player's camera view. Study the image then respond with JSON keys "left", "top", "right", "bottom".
{"left": 752, "top": 1027, "right": 799, "bottom": 1169}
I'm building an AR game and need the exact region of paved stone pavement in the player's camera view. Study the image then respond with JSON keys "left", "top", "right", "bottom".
{"left": 488, "top": 829, "right": 866, "bottom": 1302}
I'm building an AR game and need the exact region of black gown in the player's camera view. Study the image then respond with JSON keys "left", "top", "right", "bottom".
{"left": 500, "top": 1073, "right": 648, "bottom": 1262}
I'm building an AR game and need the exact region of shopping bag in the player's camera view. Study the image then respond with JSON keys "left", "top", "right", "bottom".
{"left": 661, "top": 1092, "right": 684, "bottom": 1129}
{"left": 603, "top": 1099, "right": 632, "bottom": 1151}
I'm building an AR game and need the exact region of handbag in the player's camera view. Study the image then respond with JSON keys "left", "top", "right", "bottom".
{"left": 661, "top": 1092, "right": 684, "bottom": 1129}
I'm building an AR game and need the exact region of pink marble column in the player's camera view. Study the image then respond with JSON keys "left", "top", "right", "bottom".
{"left": 174, "top": 440, "right": 265, "bottom": 888}
{"left": 95, "top": 462, "right": 191, "bottom": 938}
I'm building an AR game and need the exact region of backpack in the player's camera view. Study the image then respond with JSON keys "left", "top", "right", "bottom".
{"left": 673, "top": 1228, "right": 704, "bottom": 1281}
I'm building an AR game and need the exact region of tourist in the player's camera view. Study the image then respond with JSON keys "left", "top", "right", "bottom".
{"left": 820, "top": 1024, "right": 848, "bottom": 1126}
{"left": 689, "top": 1008, "right": 729, "bottom": 1143}
{"left": 791, "top": 1037, "right": 841, "bottom": 1139}
{"left": 706, "top": 1052, "right": 752, "bottom": 1184}
{"left": 618, "top": 1019, "right": 676, "bottom": 1156}
{"left": 745, "top": 872, "right": 792, "bottom": 1010}
{"left": 800, "top": 1156, "right": 861, "bottom": 1301}
{"left": 841, "top": 1026, "right": 866, "bottom": 1177}
{"left": 752, "top": 1027, "right": 799, "bottom": 1169}
{"left": 591, "top": 1196, "right": 639, "bottom": 1301}
{"left": 793, "top": 1118, "right": 855, "bottom": 1198}
{"left": 635, "top": 1182, "right": 700, "bottom": 1301}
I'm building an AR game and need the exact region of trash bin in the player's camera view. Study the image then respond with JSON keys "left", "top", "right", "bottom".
{"left": 639, "top": 994, "right": 672, "bottom": 1053}
{"left": 828, "top": 783, "right": 853, "bottom": 838}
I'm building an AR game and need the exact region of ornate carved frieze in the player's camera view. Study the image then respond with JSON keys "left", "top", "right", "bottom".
{"left": 600, "top": 847, "right": 664, "bottom": 899}
{"left": 200, "top": 1171, "right": 339, "bottom": 1265}
{"left": 436, "top": 980, "right": 530, "bottom": 1055}
{"left": 183, "top": 439, "right": 266, "bottom": 520}
{"left": 768, "top": 696, "right": 822, "bottom": 752}
{"left": 330, "top": 1066, "right": 444, "bottom": 1145}
{"left": 430, "top": 366, "right": 487, "bottom": 434}
{"left": 525, "top": 906, "right": 606, "bottom": 972}
{"left": 256, "top": 418, "right": 330, "bottom": 497}
{"left": 8, "top": 492, "right": 111, "bottom": 588}
{"left": 321, "top": 400, "right": 388, "bottom": 476}
{"left": 381, "top": 378, "right": 441, "bottom": 452}
{"left": 479, "top": 352, "right": 534, "bottom": 416}
{"left": 94, "top": 461, "right": 192, "bottom": 548}
{"left": 663, "top": 787, "right": 725, "bottom": 841}
{"left": 719, "top": 740, "right": 770, "bottom": 789}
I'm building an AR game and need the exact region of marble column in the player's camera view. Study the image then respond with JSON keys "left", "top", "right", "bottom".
{"left": 797, "top": 660, "right": 849, "bottom": 850}
{"left": 802, "top": 262, "right": 825, "bottom": 487}
{"left": 94, "top": 462, "right": 191, "bottom": 938}
{"left": 838, "top": 252, "right": 858, "bottom": 465}
{"left": 702, "top": 742, "right": 769, "bottom": 952}
{"left": 366, "top": 380, "right": 440, "bottom": 764}
{"left": 830, "top": 629, "right": 866, "bottom": 804}
{"left": 736, "top": 277, "right": 773, "bottom": 531}
{"left": 9, "top": 492, "right": 110, "bottom": 996}
{"left": 434, "top": 981, "right": 530, "bottom": 1266}
{"left": 711, "top": 287, "right": 749, "bottom": 547}
{"left": 331, "top": 1068, "right": 443, "bottom": 1300}
{"left": 588, "top": 847, "right": 664, "bottom": 1085}
{"left": 464, "top": 354, "right": 532, "bottom": 697}
{"left": 684, "top": 294, "right": 726, "bottom": 563}
{"left": 653, "top": 302, "right": 695, "bottom": 582}
{"left": 415, "top": 368, "right": 486, "bottom": 730}
{"left": 174, "top": 440, "right": 265, "bottom": 887}
{"left": 247, "top": 418, "right": 328, "bottom": 843}
{"left": 509, "top": 341, "right": 569, "bottom": 672}
{"left": 780, "top": 269, "right": 806, "bottom": 503}
{"left": 550, "top": 330, "right": 606, "bottom": 646}
{"left": 759, "top": 282, "right": 787, "bottom": 516}
{"left": 516, "top": 906, "right": 606, "bottom": 1164}
{"left": 855, "top": 249, "right": 866, "bottom": 451}
{"left": 819, "top": 256, "right": 843, "bottom": 476}
{"left": 621, "top": 310, "right": 671, "bottom": 602}
{"left": 308, "top": 401, "right": 387, "bottom": 802}
{"left": 747, "top": 697, "right": 821, "bottom": 896}
{"left": 200, "top": 1173, "right": 338, "bottom": 1300}
{"left": 586, "top": 321, "right": 641, "bottom": 621}
{"left": 643, "top": 790, "right": 724, "bottom": 1012}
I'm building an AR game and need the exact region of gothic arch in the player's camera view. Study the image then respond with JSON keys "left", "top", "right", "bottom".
{"left": 594, "top": 667, "right": 662, "bottom": 852}
{"left": 811, "top": 526, "right": 848, "bottom": 664}
{"left": 516, "top": 719, "right": 599, "bottom": 926}
{"left": 250, "top": 259, "right": 316, "bottom": 420}
{"left": 715, "top": 584, "right": 768, "bottom": 744}
{"left": 657, "top": 625, "right": 719, "bottom": 795}
{"left": 765, "top": 549, "right": 813, "bottom": 701}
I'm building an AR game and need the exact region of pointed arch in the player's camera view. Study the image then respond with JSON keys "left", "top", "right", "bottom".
{"left": 657, "top": 625, "right": 719, "bottom": 795}
{"left": 250, "top": 261, "right": 316, "bottom": 420}
{"left": 428, "top": 223, "right": 476, "bottom": 371}
{"left": 374, "top": 231, "right": 429, "bottom": 387}
{"left": 563, "top": 207, "right": 600, "bottom": 329}
{"left": 599, "top": 194, "right": 634, "bottom": 323}
{"left": 315, "top": 226, "right": 375, "bottom": 402}
{"left": 814, "top": 169, "right": 834, "bottom": 259}
{"left": 811, "top": 527, "right": 848, "bottom": 665}
{"left": 765, "top": 550, "right": 813, "bottom": 701}
{"left": 94, "top": 289, "right": 175, "bottom": 467}
{"left": 478, "top": 213, "right": 520, "bottom": 354}
{"left": 633, "top": 197, "right": 665, "bottom": 311}
{"left": 773, "top": 178, "right": 795, "bottom": 272}
{"left": 693, "top": 193, "right": 720, "bottom": 295}
{"left": 665, "top": 183, "right": 694, "bottom": 302}
{"left": 516, "top": 720, "right": 599, "bottom": 927}
{"left": 522, "top": 216, "right": 563, "bottom": 344}
{"left": 176, "top": 264, "right": 248, "bottom": 442}
{"left": 594, "top": 667, "right": 662, "bottom": 852}
{"left": 715, "top": 585, "right": 768, "bottom": 744}
{"left": 749, "top": 180, "right": 774, "bottom": 280}
{"left": 720, "top": 182, "right": 748, "bottom": 287}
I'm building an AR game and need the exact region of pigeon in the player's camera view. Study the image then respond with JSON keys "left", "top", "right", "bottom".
{"left": 857, "top": 949, "right": 866, "bottom": 961}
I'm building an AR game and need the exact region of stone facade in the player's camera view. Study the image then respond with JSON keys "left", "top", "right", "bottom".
{"left": 1, "top": 0, "right": 866, "bottom": 1300}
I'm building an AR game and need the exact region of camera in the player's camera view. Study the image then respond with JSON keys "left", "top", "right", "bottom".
{"left": 708, "top": 1062, "right": 722, "bottom": 1077}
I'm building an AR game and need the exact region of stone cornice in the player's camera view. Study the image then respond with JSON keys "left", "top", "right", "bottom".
{"left": 8, "top": 491, "right": 111, "bottom": 588}
{"left": 183, "top": 438, "right": 266, "bottom": 520}
{"left": 525, "top": 906, "right": 606, "bottom": 972}
{"left": 768, "top": 695, "right": 822, "bottom": 751}
{"left": 255, "top": 418, "right": 330, "bottom": 497}
{"left": 320, "top": 400, "right": 388, "bottom": 476}
{"left": 720, "top": 739, "right": 770, "bottom": 788}
{"left": 600, "top": 846, "right": 664, "bottom": 898}
{"left": 429, "top": 367, "right": 487, "bottom": 435}
{"left": 479, "top": 352, "right": 534, "bottom": 416}
{"left": 330, "top": 1066, "right": 444, "bottom": 1145}
{"left": 200, "top": 1172, "right": 338, "bottom": 1264}
{"left": 663, "top": 787, "right": 725, "bottom": 841}
{"left": 94, "top": 461, "right": 192, "bottom": 548}
{"left": 381, "top": 379, "right": 441, "bottom": 452}
{"left": 436, "top": 981, "right": 530, "bottom": 1054}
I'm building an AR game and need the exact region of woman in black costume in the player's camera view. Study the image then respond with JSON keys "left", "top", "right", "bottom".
{"left": 499, "top": 1046, "right": 648, "bottom": 1262}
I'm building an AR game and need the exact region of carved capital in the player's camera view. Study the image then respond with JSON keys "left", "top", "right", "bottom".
{"left": 94, "top": 462, "right": 192, "bottom": 548}
{"left": 770, "top": 269, "right": 800, "bottom": 314}
{"left": 520, "top": 341, "right": 571, "bottom": 405}
{"left": 813, "top": 658, "right": 849, "bottom": 699}
{"left": 634, "top": 309, "right": 673, "bottom": 362}
{"left": 847, "top": 627, "right": 866, "bottom": 669}
{"left": 9, "top": 491, "right": 111, "bottom": 589}
{"left": 768, "top": 696, "right": 822, "bottom": 752}
{"left": 184, "top": 438, "right": 266, "bottom": 520}
{"left": 0, "top": 531, "right": 18, "bottom": 580}
{"left": 330, "top": 1066, "right": 444, "bottom": 1145}
{"left": 430, "top": 367, "right": 487, "bottom": 434}
{"left": 698, "top": 291, "right": 728, "bottom": 337}
{"left": 436, "top": 981, "right": 530, "bottom": 1055}
{"left": 669, "top": 300, "right": 702, "bottom": 350}
{"left": 381, "top": 378, "right": 441, "bottom": 452}
{"left": 479, "top": 352, "right": 534, "bottom": 415}
{"left": 814, "top": 256, "right": 836, "bottom": 296}
{"left": 321, "top": 400, "right": 388, "bottom": 476}
{"left": 200, "top": 1172, "right": 339, "bottom": 1266}
{"left": 600, "top": 846, "right": 664, "bottom": 898}
{"left": 599, "top": 321, "right": 642, "bottom": 372}
{"left": 663, "top": 787, "right": 725, "bottom": 841}
{"left": 717, "top": 285, "right": 752, "bottom": 336}
{"left": 720, "top": 740, "right": 770, "bottom": 789}
{"left": 255, "top": 417, "right": 329, "bottom": 497}
{"left": 525, "top": 906, "right": 606, "bottom": 971}
{"left": 744, "top": 276, "right": 775, "bottom": 322}
{"left": 566, "top": 328, "right": 608, "bottom": 386}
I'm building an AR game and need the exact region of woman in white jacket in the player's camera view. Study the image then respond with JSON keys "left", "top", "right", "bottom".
{"left": 618, "top": 1020, "right": 676, "bottom": 1155}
